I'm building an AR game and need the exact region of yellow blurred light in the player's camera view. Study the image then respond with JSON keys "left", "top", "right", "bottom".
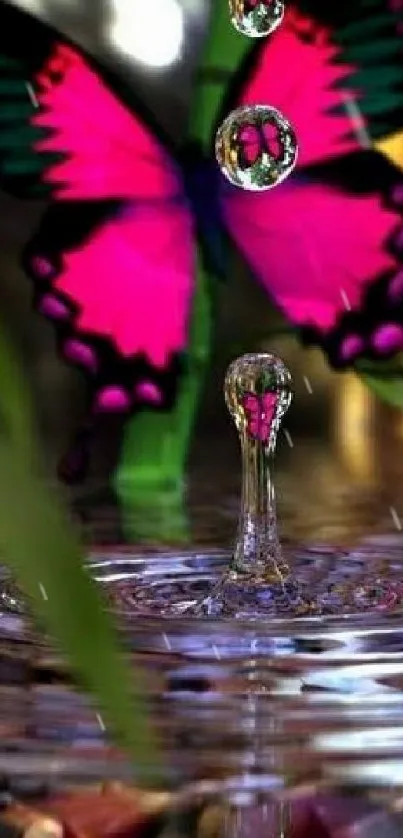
{"left": 334, "top": 372, "right": 376, "bottom": 483}
{"left": 376, "top": 130, "right": 403, "bottom": 171}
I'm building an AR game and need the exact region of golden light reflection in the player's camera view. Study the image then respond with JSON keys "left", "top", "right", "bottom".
{"left": 376, "top": 131, "right": 403, "bottom": 171}
{"left": 333, "top": 372, "right": 377, "bottom": 483}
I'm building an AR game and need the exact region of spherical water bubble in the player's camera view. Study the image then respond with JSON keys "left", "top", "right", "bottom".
{"left": 215, "top": 104, "right": 298, "bottom": 192}
{"left": 229, "top": 0, "right": 284, "bottom": 37}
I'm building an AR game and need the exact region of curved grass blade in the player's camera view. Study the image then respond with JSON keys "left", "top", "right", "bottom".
{"left": 0, "top": 320, "right": 35, "bottom": 460}
{"left": 0, "top": 325, "right": 163, "bottom": 783}
{"left": 188, "top": 2, "right": 251, "bottom": 147}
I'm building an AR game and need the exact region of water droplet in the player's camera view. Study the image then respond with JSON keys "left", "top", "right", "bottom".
{"left": 390, "top": 506, "right": 402, "bottom": 531}
{"left": 229, "top": 0, "right": 284, "bottom": 38}
{"left": 215, "top": 105, "right": 297, "bottom": 191}
{"left": 303, "top": 376, "right": 313, "bottom": 394}
{"left": 284, "top": 429, "right": 293, "bottom": 448}
{"left": 96, "top": 713, "right": 106, "bottom": 731}
{"left": 38, "top": 583, "right": 48, "bottom": 601}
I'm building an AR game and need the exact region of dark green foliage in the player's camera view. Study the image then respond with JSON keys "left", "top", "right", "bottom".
{"left": 357, "top": 357, "right": 403, "bottom": 406}
{"left": 295, "top": 0, "right": 403, "bottom": 140}
{"left": 0, "top": 48, "right": 50, "bottom": 196}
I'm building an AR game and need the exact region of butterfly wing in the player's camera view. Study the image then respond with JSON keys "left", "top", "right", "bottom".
{"left": 242, "top": 394, "right": 260, "bottom": 440}
{"left": 242, "top": 393, "right": 278, "bottom": 442}
{"left": 220, "top": 6, "right": 403, "bottom": 367}
{"left": 0, "top": 0, "right": 193, "bottom": 413}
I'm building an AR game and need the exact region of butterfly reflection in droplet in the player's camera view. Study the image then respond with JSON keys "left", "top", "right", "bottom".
{"left": 229, "top": 0, "right": 285, "bottom": 38}
{"left": 215, "top": 104, "right": 298, "bottom": 191}
{"left": 242, "top": 392, "right": 278, "bottom": 444}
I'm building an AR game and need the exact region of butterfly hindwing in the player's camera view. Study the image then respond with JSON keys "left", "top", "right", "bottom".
{"left": 24, "top": 198, "right": 194, "bottom": 412}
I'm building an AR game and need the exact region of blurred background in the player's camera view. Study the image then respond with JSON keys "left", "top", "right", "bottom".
{"left": 2, "top": 0, "right": 403, "bottom": 550}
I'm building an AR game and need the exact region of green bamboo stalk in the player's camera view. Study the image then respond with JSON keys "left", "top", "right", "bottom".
{"left": 115, "top": 259, "right": 212, "bottom": 544}
{"left": 188, "top": 2, "right": 251, "bottom": 148}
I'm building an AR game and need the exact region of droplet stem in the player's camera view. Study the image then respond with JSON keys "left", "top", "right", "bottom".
{"left": 232, "top": 430, "right": 284, "bottom": 580}
{"left": 225, "top": 353, "right": 293, "bottom": 583}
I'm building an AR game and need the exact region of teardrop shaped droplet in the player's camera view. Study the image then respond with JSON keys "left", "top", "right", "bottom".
{"left": 215, "top": 104, "right": 297, "bottom": 192}
{"left": 229, "top": 0, "right": 284, "bottom": 38}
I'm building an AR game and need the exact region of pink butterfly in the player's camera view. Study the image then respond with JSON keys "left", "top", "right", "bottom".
{"left": 237, "top": 122, "right": 283, "bottom": 167}
{"left": 242, "top": 393, "right": 279, "bottom": 443}
{"left": 0, "top": 2, "right": 402, "bottom": 479}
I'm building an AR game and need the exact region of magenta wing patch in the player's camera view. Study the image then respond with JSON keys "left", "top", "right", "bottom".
{"left": 223, "top": 177, "right": 403, "bottom": 364}
{"left": 242, "top": 393, "right": 278, "bottom": 443}
{"left": 233, "top": 8, "right": 360, "bottom": 168}
{"left": 32, "top": 44, "right": 179, "bottom": 201}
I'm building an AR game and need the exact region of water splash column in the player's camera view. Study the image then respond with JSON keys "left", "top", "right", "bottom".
{"left": 225, "top": 353, "right": 292, "bottom": 583}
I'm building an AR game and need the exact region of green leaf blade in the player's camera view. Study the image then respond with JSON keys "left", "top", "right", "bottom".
{"left": 357, "top": 358, "right": 403, "bottom": 407}
{"left": 0, "top": 445, "right": 164, "bottom": 782}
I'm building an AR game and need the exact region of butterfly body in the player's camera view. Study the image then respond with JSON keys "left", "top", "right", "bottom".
{"left": 180, "top": 143, "right": 229, "bottom": 277}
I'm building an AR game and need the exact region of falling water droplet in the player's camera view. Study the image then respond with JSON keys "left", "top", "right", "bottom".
{"left": 229, "top": 0, "right": 284, "bottom": 38}
{"left": 215, "top": 104, "right": 297, "bottom": 192}
{"left": 38, "top": 583, "right": 48, "bottom": 601}
{"left": 303, "top": 376, "right": 313, "bottom": 395}
{"left": 390, "top": 507, "right": 402, "bottom": 531}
